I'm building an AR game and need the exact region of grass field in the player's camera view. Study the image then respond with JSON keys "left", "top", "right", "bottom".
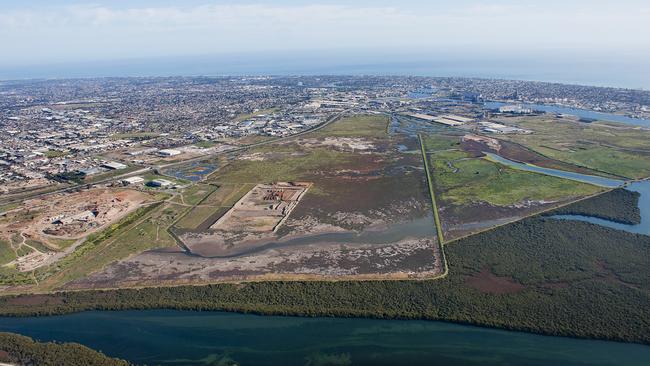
{"left": 48, "top": 238, "right": 77, "bottom": 251}
{"left": 200, "top": 184, "right": 241, "bottom": 206}
{"left": 174, "top": 183, "right": 254, "bottom": 230}
{"left": 178, "top": 183, "right": 218, "bottom": 205}
{"left": 313, "top": 114, "right": 389, "bottom": 138}
{"left": 0, "top": 239, "right": 16, "bottom": 265}
{"left": 0, "top": 203, "right": 19, "bottom": 214}
{"left": 234, "top": 107, "right": 278, "bottom": 122}
{"left": 43, "top": 150, "right": 69, "bottom": 158}
{"left": 421, "top": 129, "right": 603, "bottom": 208}
{"left": 213, "top": 148, "right": 351, "bottom": 188}
{"left": 193, "top": 141, "right": 217, "bottom": 148}
{"left": 421, "top": 132, "right": 462, "bottom": 151}
{"left": 175, "top": 206, "right": 221, "bottom": 230}
{"left": 430, "top": 152, "right": 602, "bottom": 206}
{"left": 541, "top": 146, "right": 650, "bottom": 179}
{"left": 497, "top": 117, "right": 650, "bottom": 179}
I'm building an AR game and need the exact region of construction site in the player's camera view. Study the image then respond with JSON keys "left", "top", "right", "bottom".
{"left": 0, "top": 188, "right": 157, "bottom": 272}
{"left": 211, "top": 182, "right": 311, "bottom": 233}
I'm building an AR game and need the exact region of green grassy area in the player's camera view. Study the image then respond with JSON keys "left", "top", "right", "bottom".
{"left": 214, "top": 148, "right": 351, "bottom": 186}
{"left": 48, "top": 237, "right": 77, "bottom": 251}
{"left": 0, "top": 203, "right": 19, "bottom": 214}
{"left": 108, "top": 132, "right": 160, "bottom": 140}
{"left": 234, "top": 107, "right": 278, "bottom": 122}
{"left": 314, "top": 114, "right": 389, "bottom": 138}
{"left": 25, "top": 240, "right": 52, "bottom": 253}
{"left": 221, "top": 183, "right": 256, "bottom": 206}
{"left": 15, "top": 245, "right": 34, "bottom": 257}
{"left": 541, "top": 146, "right": 650, "bottom": 179}
{"left": 0, "top": 239, "right": 31, "bottom": 286}
{"left": 101, "top": 203, "right": 184, "bottom": 253}
{"left": 0, "top": 239, "right": 16, "bottom": 265}
{"left": 421, "top": 133, "right": 461, "bottom": 151}
{"left": 173, "top": 183, "right": 248, "bottom": 229}
{"left": 179, "top": 183, "right": 218, "bottom": 206}
{"left": 0, "top": 267, "right": 32, "bottom": 285}
{"left": 194, "top": 140, "right": 217, "bottom": 148}
{"left": 43, "top": 149, "right": 69, "bottom": 158}
{"left": 498, "top": 117, "right": 650, "bottom": 179}
{"left": 427, "top": 147, "right": 602, "bottom": 206}
{"left": 174, "top": 206, "right": 221, "bottom": 230}
{"left": 200, "top": 184, "right": 240, "bottom": 206}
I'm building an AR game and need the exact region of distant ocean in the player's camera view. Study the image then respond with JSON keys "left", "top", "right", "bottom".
{"left": 1, "top": 53, "right": 648, "bottom": 90}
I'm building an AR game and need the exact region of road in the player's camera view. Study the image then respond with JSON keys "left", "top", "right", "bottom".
{"left": 156, "top": 109, "right": 348, "bottom": 171}
{"left": 0, "top": 110, "right": 349, "bottom": 207}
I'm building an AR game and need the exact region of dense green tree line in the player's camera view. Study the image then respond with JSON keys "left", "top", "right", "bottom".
{"left": 1, "top": 217, "right": 649, "bottom": 345}
{"left": 544, "top": 188, "right": 641, "bottom": 224}
{"left": 0, "top": 332, "right": 130, "bottom": 366}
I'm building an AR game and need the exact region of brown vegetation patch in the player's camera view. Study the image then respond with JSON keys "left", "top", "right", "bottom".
{"left": 465, "top": 267, "right": 526, "bottom": 294}
{"left": 0, "top": 350, "right": 10, "bottom": 361}
{"left": 596, "top": 260, "right": 640, "bottom": 290}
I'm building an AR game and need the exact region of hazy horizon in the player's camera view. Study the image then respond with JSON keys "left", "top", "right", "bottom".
{"left": 1, "top": 50, "right": 649, "bottom": 90}
{"left": 2, "top": 0, "right": 649, "bottom": 89}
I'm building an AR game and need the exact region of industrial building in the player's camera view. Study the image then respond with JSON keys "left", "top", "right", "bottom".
{"left": 158, "top": 149, "right": 181, "bottom": 157}
{"left": 102, "top": 161, "right": 128, "bottom": 170}
{"left": 121, "top": 176, "right": 144, "bottom": 185}
{"left": 148, "top": 178, "right": 174, "bottom": 188}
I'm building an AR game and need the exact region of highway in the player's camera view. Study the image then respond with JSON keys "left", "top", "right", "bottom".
{"left": 0, "top": 110, "right": 349, "bottom": 208}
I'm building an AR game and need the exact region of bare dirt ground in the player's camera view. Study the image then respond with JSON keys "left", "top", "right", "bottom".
{"left": 0, "top": 177, "right": 55, "bottom": 195}
{"left": 0, "top": 188, "right": 156, "bottom": 271}
{"left": 296, "top": 137, "right": 377, "bottom": 152}
{"left": 211, "top": 182, "right": 310, "bottom": 233}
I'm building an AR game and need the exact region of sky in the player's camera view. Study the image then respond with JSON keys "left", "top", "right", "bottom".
{"left": 1, "top": 1, "right": 649, "bottom": 85}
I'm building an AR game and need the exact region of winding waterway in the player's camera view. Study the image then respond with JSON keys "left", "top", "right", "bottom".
{"left": 2, "top": 310, "right": 650, "bottom": 365}
{"left": 484, "top": 102, "right": 650, "bottom": 128}
{"left": 484, "top": 153, "right": 625, "bottom": 188}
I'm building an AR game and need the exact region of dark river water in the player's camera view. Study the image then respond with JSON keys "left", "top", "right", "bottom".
{"left": 2, "top": 310, "right": 650, "bottom": 366}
